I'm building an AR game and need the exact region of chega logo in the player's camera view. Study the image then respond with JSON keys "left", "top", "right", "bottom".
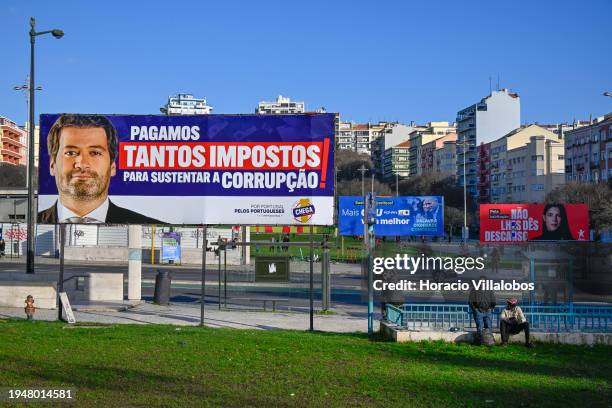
{"left": 292, "top": 198, "right": 315, "bottom": 223}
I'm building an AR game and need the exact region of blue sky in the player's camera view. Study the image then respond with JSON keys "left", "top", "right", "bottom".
{"left": 2, "top": 0, "right": 611, "bottom": 126}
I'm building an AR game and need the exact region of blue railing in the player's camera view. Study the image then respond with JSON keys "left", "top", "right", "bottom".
{"left": 385, "top": 303, "right": 612, "bottom": 333}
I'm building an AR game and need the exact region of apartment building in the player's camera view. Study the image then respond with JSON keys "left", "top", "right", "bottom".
{"left": 434, "top": 140, "right": 457, "bottom": 176}
{"left": 456, "top": 89, "right": 521, "bottom": 199}
{"left": 383, "top": 140, "right": 410, "bottom": 180}
{"left": 256, "top": 95, "right": 305, "bottom": 114}
{"left": 486, "top": 125, "right": 564, "bottom": 203}
{"left": 564, "top": 113, "right": 612, "bottom": 183}
{"left": 0, "top": 116, "right": 27, "bottom": 166}
{"left": 408, "top": 121, "right": 456, "bottom": 176}
{"left": 336, "top": 121, "right": 386, "bottom": 155}
{"left": 161, "top": 93, "right": 213, "bottom": 115}
{"left": 420, "top": 133, "right": 457, "bottom": 176}
{"left": 371, "top": 123, "right": 418, "bottom": 176}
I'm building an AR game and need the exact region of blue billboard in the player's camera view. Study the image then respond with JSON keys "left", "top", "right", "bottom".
{"left": 338, "top": 196, "right": 444, "bottom": 236}
{"left": 36, "top": 113, "right": 335, "bottom": 225}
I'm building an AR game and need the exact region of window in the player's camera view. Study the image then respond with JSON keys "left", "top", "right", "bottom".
{"left": 531, "top": 155, "right": 544, "bottom": 161}
{"left": 531, "top": 184, "right": 544, "bottom": 191}
{"left": 558, "top": 155, "right": 564, "bottom": 160}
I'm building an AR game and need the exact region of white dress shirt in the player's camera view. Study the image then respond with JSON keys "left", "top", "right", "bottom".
{"left": 57, "top": 198, "right": 109, "bottom": 223}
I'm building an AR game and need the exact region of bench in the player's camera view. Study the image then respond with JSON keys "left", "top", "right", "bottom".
{"left": 230, "top": 297, "right": 289, "bottom": 312}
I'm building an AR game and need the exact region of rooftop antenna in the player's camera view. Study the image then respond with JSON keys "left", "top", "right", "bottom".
{"left": 489, "top": 76, "right": 492, "bottom": 93}
{"left": 497, "top": 74, "right": 500, "bottom": 91}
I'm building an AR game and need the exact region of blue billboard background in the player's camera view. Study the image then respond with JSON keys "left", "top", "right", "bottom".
{"left": 338, "top": 196, "right": 444, "bottom": 236}
{"left": 38, "top": 114, "right": 335, "bottom": 197}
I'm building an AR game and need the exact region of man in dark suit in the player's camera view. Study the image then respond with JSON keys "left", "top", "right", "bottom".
{"left": 37, "top": 114, "right": 164, "bottom": 224}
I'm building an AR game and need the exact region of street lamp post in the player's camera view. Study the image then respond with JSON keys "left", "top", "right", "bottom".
{"left": 25, "top": 17, "right": 63, "bottom": 274}
{"left": 460, "top": 139, "right": 472, "bottom": 241}
{"left": 14, "top": 77, "right": 42, "bottom": 134}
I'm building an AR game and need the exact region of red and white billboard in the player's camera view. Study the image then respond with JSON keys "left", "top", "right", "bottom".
{"left": 480, "top": 204, "right": 589, "bottom": 242}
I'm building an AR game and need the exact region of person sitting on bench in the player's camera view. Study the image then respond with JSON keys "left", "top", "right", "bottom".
{"left": 500, "top": 298, "right": 533, "bottom": 347}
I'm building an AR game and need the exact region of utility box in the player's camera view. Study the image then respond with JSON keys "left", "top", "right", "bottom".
{"left": 255, "top": 257, "right": 290, "bottom": 282}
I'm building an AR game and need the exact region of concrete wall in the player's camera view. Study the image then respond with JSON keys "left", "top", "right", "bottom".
{"left": 381, "top": 321, "right": 612, "bottom": 346}
{"left": 87, "top": 273, "right": 123, "bottom": 301}
{"left": 0, "top": 275, "right": 57, "bottom": 309}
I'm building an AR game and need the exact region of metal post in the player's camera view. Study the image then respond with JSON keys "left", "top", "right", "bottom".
{"left": 223, "top": 245, "right": 227, "bottom": 308}
{"left": 218, "top": 241, "right": 222, "bottom": 310}
{"left": 26, "top": 19, "right": 36, "bottom": 274}
{"left": 321, "top": 241, "right": 330, "bottom": 311}
{"left": 57, "top": 224, "right": 65, "bottom": 321}
{"left": 200, "top": 225, "right": 207, "bottom": 326}
{"left": 395, "top": 172, "right": 399, "bottom": 197}
{"left": 463, "top": 140, "right": 467, "bottom": 241}
{"left": 364, "top": 194, "right": 373, "bottom": 336}
{"left": 309, "top": 226, "right": 314, "bottom": 331}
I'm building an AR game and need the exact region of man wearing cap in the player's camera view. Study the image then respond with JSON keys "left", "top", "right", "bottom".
{"left": 500, "top": 298, "right": 533, "bottom": 347}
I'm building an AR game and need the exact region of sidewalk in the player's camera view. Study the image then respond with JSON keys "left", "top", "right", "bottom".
{"left": 0, "top": 301, "right": 376, "bottom": 333}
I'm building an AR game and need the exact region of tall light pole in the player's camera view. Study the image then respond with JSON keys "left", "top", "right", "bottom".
{"left": 459, "top": 139, "right": 472, "bottom": 241}
{"left": 26, "top": 17, "right": 64, "bottom": 274}
{"left": 14, "top": 77, "right": 42, "bottom": 133}
{"left": 395, "top": 172, "right": 399, "bottom": 197}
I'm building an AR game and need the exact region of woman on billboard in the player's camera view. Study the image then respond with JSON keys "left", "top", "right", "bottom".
{"left": 533, "top": 204, "right": 574, "bottom": 241}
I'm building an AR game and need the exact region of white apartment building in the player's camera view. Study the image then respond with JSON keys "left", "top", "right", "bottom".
{"left": 371, "top": 123, "right": 418, "bottom": 177}
{"left": 336, "top": 121, "right": 386, "bottom": 155}
{"left": 161, "top": 93, "right": 213, "bottom": 115}
{"left": 488, "top": 125, "right": 564, "bottom": 203}
{"left": 456, "top": 89, "right": 521, "bottom": 198}
{"left": 256, "top": 95, "right": 305, "bottom": 114}
{"left": 408, "top": 121, "right": 457, "bottom": 176}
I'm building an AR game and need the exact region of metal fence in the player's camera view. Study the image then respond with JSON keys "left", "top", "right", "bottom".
{"left": 386, "top": 303, "right": 612, "bottom": 333}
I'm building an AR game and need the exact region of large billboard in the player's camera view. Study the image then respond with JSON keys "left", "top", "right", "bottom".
{"left": 480, "top": 203, "right": 589, "bottom": 242}
{"left": 37, "top": 114, "right": 334, "bottom": 225}
{"left": 338, "top": 196, "right": 444, "bottom": 236}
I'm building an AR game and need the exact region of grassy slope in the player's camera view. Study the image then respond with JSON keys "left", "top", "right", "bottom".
{"left": 0, "top": 321, "right": 610, "bottom": 407}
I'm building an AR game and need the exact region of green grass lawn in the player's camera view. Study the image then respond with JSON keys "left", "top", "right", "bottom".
{"left": 0, "top": 321, "right": 610, "bottom": 407}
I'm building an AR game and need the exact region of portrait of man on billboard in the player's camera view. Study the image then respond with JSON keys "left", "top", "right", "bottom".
{"left": 37, "top": 114, "right": 164, "bottom": 224}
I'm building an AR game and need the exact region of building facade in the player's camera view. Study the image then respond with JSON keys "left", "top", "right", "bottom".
{"left": 486, "top": 125, "right": 564, "bottom": 203}
{"left": 420, "top": 133, "right": 458, "bottom": 176}
{"left": 256, "top": 95, "right": 305, "bottom": 114}
{"left": 564, "top": 113, "right": 612, "bottom": 183}
{"left": 0, "top": 116, "right": 27, "bottom": 166}
{"left": 371, "top": 123, "right": 417, "bottom": 177}
{"left": 161, "top": 93, "right": 213, "bottom": 115}
{"left": 476, "top": 142, "right": 491, "bottom": 203}
{"left": 383, "top": 140, "right": 410, "bottom": 180}
{"left": 434, "top": 140, "right": 457, "bottom": 176}
{"left": 456, "top": 89, "right": 521, "bottom": 199}
{"left": 336, "top": 121, "right": 386, "bottom": 155}
{"left": 408, "top": 121, "right": 456, "bottom": 176}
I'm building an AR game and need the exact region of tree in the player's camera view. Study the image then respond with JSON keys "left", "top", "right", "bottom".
{"left": 546, "top": 182, "right": 612, "bottom": 237}
{"left": 335, "top": 149, "right": 373, "bottom": 182}
{"left": 0, "top": 164, "right": 27, "bottom": 188}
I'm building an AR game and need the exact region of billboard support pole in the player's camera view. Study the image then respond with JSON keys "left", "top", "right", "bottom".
{"left": 224, "top": 245, "right": 227, "bottom": 309}
{"left": 365, "top": 195, "right": 373, "bottom": 336}
{"left": 218, "top": 238, "right": 222, "bottom": 310}
{"left": 200, "top": 225, "right": 207, "bottom": 326}
{"left": 57, "top": 223, "right": 65, "bottom": 321}
{"left": 309, "top": 226, "right": 314, "bottom": 331}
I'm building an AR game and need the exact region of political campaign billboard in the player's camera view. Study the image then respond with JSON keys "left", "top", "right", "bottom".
{"left": 37, "top": 114, "right": 334, "bottom": 225}
{"left": 338, "top": 196, "right": 444, "bottom": 236}
{"left": 480, "top": 203, "right": 589, "bottom": 243}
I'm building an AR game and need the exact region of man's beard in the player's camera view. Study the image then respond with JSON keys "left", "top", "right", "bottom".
{"left": 58, "top": 169, "right": 110, "bottom": 202}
